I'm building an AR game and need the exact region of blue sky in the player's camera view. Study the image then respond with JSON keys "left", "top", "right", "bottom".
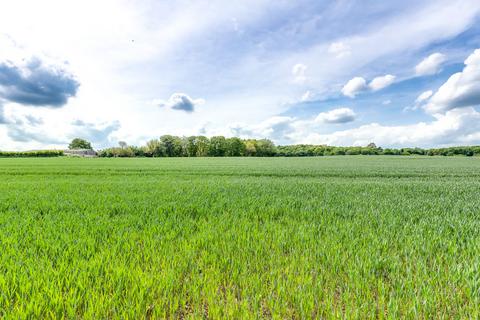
{"left": 1, "top": 0, "right": 480, "bottom": 150}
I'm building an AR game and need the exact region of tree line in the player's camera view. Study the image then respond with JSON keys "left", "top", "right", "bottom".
{"left": 1, "top": 136, "right": 479, "bottom": 157}
{"left": 98, "top": 136, "right": 276, "bottom": 157}
{"left": 96, "top": 136, "right": 480, "bottom": 157}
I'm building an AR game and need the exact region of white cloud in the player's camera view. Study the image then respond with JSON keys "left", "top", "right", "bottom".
{"left": 415, "top": 90, "right": 433, "bottom": 104}
{"left": 342, "top": 74, "right": 395, "bottom": 97}
{"left": 299, "top": 107, "right": 480, "bottom": 147}
{"left": 403, "top": 90, "right": 434, "bottom": 112}
{"left": 368, "top": 74, "right": 396, "bottom": 91}
{"left": 315, "top": 108, "right": 356, "bottom": 124}
{"left": 425, "top": 49, "right": 480, "bottom": 114}
{"left": 154, "top": 93, "right": 205, "bottom": 112}
{"left": 341, "top": 77, "right": 368, "bottom": 98}
{"left": 382, "top": 100, "right": 392, "bottom": 105}
{"left": 415, "top": 53, "right": 446, "bottom": 76}
{"left": 328, "top": 41, "right": 351, "bottom": 58}
{"left": 2, "top": 1, "right": 480, "bottom": 150}
{"left": 292, "top": 63, "right": 307, "bottom": 84}
{"left": 226, "top": 105, "right": 480, "bottom": 148}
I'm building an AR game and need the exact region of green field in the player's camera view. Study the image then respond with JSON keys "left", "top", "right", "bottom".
{"left": 0, "top": 157, "right": 479, "bottom": 318}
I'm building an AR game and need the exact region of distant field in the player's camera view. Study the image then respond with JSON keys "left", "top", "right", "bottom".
{"left": 0, "top": 157, "right": 479, "bottom": 318}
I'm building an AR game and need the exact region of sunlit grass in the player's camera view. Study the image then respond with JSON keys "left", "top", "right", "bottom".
{"left": 0, "top": 156, "right": 479, "bottom": 318}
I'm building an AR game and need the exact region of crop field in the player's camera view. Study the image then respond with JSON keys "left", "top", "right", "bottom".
{"left": 0, "top": 156, "right": 479, "bottom": 319}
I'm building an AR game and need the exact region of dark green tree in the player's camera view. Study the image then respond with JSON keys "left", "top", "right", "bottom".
{"left": 208, "top": 136, "right": 227, "bottom": 156}
{"left": 182, "top": 136, "right": 198, "bottom": 157}
{"left": 226, "top": 137, "right": 246, "bottom": 156}
{"left": 68, "top": 138, "right": 92, "bottom": 150}
{"left": 255, "top": 139, "right": 276, "bottom": 156}
{"left": 160, "top": 135, "right": 183, "bottom": 157}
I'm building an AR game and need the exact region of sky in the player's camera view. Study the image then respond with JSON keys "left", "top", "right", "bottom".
{"left": 1, "top": 0, "right": 480, "bottom": 150}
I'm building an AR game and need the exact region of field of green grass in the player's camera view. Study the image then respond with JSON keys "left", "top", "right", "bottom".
{"left": 0, "top": 156, "right": 479, "bottom": 318}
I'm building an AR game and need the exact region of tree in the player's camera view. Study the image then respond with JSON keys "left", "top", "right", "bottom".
{"left": 160, "top": 135, "right": 183, "bottom": 157}
{"left": 196, "top": 136, "right": 210, "bottom": 156}
{"left": 68, "top": 138, "right": 92, "bottom": 150}
{"left": 226, "top": 137, "right": 246, "bottom": 156}
{"left": 244, "top": 140, "right": 257, "bottom": 156}
{"left": 208, "top": 136, "right": 227, "bottom": 156}
{"left": 182, "top": 136, "right": 198, "bottom": 157}
{"left": 255, "top": 139, "right": 276, "bottom": 156}
{"left": 146, "top": 139, "right": 165, "bottom": 157}
{"left": 118, "top": 141, "right": 128, "bottom": 149}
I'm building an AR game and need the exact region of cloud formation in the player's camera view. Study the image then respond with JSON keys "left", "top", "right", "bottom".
{"left": 369, "top": 74, "right": 396, "bottom": 91}
{"left": 342, "top": 74, "right": 395, "bottom": 97}
{"left": 2, "top": 1, "right": 480, "bottom": 150}
{"left": 315, "top": 107, "right": 356, "bottom": 124}
{"left": 425, "top": 49, "right": 480, "bottom": 114}
{"left": 341, "top": 77, "right": 368, "bottom": 98}
{"left": 0, "top": 57, "right": 79, "bottom": 107}
{"left": 415, "top": 53, "right": 446, "bottom": 76}
{"left": 155, "top": 93, "right": 205, "bottom": 112}
{"left": 301, "top": 107, "right": 480, "bottom": 147}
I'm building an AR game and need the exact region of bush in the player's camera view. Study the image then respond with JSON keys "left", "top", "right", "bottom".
{"left": 0, "top": 150, "right": 64, "bottom": 157}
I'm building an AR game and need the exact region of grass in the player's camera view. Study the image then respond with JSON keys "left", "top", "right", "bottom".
{"left": 0, "top": 156, "right": 479, "bottom": 318}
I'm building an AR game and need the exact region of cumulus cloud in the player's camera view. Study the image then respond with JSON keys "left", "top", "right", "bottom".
{"left": 425, "top": 49, "right": 480, "bottom": 114}
{"left": 225, "top": 102, "right": 480, "bottom": 148}
{"left": 342, "top": 74, "right": 396, "bottom": 98}
{"left": 315, "top": 107, "right": 356, "bottom": 124}
{"left": 226, "top": 105, "right": 480, "bottom": 148}
{"left": 155, "top": 93, "right": 205, "bottom": 112}
{"left": 415, "top": 53, "right": 446, "bottom": 76}
{"left": 368, "top": 74, "right": 396, "bottom": 91}
{"left": 0, "top": 57, "right": 79, "bottom": 107}
{"left": 341, "top": 77, "right": 368, "bottom": 98}
{"left": 301, "top": 107, "right": 480, "bottom": 147}
{"left": 328, "top": 42, "right": 351, "bottom": 58}
{"left": 292, "top": 63, "right": 307, "bottom": 84}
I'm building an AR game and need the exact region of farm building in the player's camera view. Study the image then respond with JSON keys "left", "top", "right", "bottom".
{"left": 63, "top": 149, "right": 97, "bottom": 157}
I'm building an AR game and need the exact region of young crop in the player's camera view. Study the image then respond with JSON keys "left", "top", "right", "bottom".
{"left": 0, "top": 156, "right": 479, "bottom": 318}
